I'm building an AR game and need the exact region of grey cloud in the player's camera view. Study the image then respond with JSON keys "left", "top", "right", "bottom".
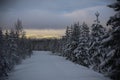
{"left": 1, "top": 0, "right": 114, "bottom": 12}
{"left": 0, "top": 0, "right": 115, "bottom": 29}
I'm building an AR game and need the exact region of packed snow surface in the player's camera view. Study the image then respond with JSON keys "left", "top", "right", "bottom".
{"left": 8, "top": 51, "right": 110, "bottom": 80}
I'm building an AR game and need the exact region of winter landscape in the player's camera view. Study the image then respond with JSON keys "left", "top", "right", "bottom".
{"left": 0, "top": 0, "right": 120, "bottom": 80}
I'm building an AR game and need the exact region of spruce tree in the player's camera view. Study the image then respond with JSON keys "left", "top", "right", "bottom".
{"left": 89, "top": 12, "right": 106, "bottom": 70}
{"left": 101, "top": 0, "right": 120, "bottom": 79}
{"left": 74, "top": 22, "right": 90, "bottom": 67}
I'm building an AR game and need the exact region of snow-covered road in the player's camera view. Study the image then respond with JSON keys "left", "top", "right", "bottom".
{"left": 8, "top": 51, "right": 110, "bottom": 80}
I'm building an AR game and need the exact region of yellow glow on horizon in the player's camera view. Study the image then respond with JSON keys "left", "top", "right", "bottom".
{"left": 25, "top": 29, "right": 65, "bottom": 39}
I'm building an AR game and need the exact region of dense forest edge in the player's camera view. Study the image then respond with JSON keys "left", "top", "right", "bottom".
{"left": 0, "top": 20, "right": 33, "bottom": 80}
{"left": 0, "top": 0, "right": 120, "bottom": 80}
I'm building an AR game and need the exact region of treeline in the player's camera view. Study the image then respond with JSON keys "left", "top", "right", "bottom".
{"left": 49, "top": 1, "right": 120, "bottom": 80}
{"left": 31, "top": 38, "right": 61, "bottom": 53}
{"left": 0, "top": 20, "right": 32, "bottom": 80}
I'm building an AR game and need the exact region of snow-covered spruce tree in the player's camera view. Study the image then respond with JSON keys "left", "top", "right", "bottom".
{"left": 0, "top": 27, "right": 3, "bottom": 78}
{"left": 100, "top": 0, "right": 120, "bottom": 79}
{"left": 62, "top": 26, "right": 72, "bottom": 57}
{"left": 88, "top": 12, "right": 106, "bottom": 71}
{"left": 63, "top": 23, "right": 80, "bottom": 61}
{"left": 74, "top": 22, "right": 90, "bottom": 67}
{"left": 0, "top": 27, "right": 8, "bottom": 79}
{"left": 0, "top": 20, "right": 32, "bottom": 79}
{"left": 14, "top": 19, "right": 32, "bottom": 59}
{"left": 3, "top": 30, "right": 12, "bottom": 70}
{"left": 71, "top": 23, "right": 80, "bottom": 42}
{"left": 9, "top": 29, "right": 20, "bottom": 66}
{"left": 15, "top": 19, "right": 23, "bottom": 37}
{"left": 70, "top": 23, "right": 81, "bottom": 61}
{"left": 14, "top": 19, "right": 25, "bottom": 59}
{"left": 60, "top": 36, "right": 67, "bottom": 56}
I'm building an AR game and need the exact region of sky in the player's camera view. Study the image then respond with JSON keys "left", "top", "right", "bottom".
{"left": 0, "top": 0, "right": 115, "bottom": 38}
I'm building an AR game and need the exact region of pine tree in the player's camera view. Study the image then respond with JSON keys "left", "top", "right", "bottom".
{"left": 101, "top": 0, "right": 120, "bottom": 79}
{"left": 0, "top": 27, "right": 5, "bottom": 78}
{"left": 61, "top": 23, "right": 80, "bottom": 61}
{"left": 74, "top": 22, "right": 90, "bottom": 67}
{"left": 71, "top": 23, "right": 80, "bottom": 42}
{"left": 88, "top": 12, "right": 106, "bottom": 71}
{"left": 15, "top": 19, "right": 23, "bottom": 37}
{"left": 0, "top": 20, "right": 32, "bottom": 79}
{"left": 62, "top": 26, "right": 72, "bottom": 58}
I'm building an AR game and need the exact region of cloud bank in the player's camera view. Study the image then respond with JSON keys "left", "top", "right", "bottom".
{"left": 1, "top": 5, "right": 114, "bottom": 29}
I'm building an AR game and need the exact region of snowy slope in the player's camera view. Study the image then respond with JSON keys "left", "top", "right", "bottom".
{"left": 8, "top": 51, "right": 111, "bottom": 80}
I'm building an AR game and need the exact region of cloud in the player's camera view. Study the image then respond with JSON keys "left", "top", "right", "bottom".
{"left": 7, "top": 0, "right": 114, "bottom": 12}
{"left": 2, "top": 9, "right": 70, "bottom": 29}
{"left": 0, "top": 1, "right": 114, "bottom": 29}
{"left": 63, "top": 5, "right": 114, "bottom": 27}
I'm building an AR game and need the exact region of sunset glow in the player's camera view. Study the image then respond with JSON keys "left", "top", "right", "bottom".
{"left": 25, "top": 29, "right": 65, "bottom": 39}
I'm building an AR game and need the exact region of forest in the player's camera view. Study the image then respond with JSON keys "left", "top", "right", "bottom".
{"left": 31, "top": 1, "right": 120, "bottom": 80}
{"left": 0, "top": 0, "right": 120, "bottom": 80}
{"left": 0, "top": 20, "right": 33, "bottom": 80}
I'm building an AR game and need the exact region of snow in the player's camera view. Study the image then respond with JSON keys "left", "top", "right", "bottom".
{"left": 8, "top": 51, "right": 111, "bottom": 80}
